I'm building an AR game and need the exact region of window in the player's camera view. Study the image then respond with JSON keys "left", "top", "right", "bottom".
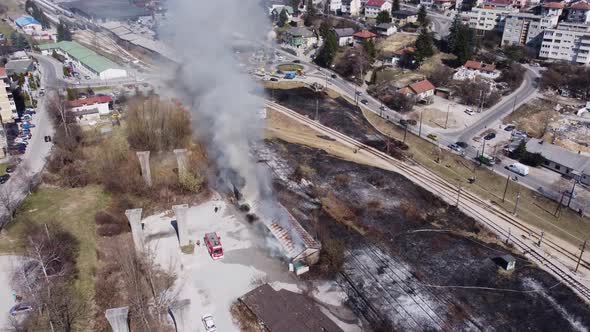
{"left": 555, "top": 165, "right": 561, "bottom": 170}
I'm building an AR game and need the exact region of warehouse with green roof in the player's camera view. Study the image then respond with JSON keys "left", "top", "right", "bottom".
{"left": 39, "top": 41, "right": 127, "bottom": 80}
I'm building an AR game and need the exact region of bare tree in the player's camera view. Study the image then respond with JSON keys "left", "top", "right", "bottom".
{"left": 0, "top": 185, "right": 20, "bottom": 222}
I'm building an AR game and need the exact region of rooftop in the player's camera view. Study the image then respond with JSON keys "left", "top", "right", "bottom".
{"left": 332, "top": 27, "right": 355, "bottom": 38}
{"left": 409, "top": 79, "right": 436, "bottom": 94}
{"left": 240, "top": 284, "right": 343, "bottom": 332}
{"left": 543, "top": 2, "right": 565, "bottom": 8}
{"left": 352, "top": 29, "right": 377, "bottom": 38}
{"left": 392, "top": 46, "right": 415, "bottom": 56}
{"left": 286, "top": 26, "right": 314, "bottom": 38}
{"left": 15, "top": 16, "right": 41, "bottom": 28}
{"left": 366, "top": 0, "right": 386, "bottom": 6}
{"left": 38, "top": 41, "right": 122, "bottom": 74}
{"left": 392, "top": 9, "right": 418, "bottom": 16}
{"left": 68, "top": 95, "right": 113, "bottom": 108}
{"left": 66, "top": 0, "right": 151, "bottom": 20}
{"left": 571, "top": 0, "right": 590, "bottom": 10}
{"left": 5, "top": 59, "right": 34, "bottom": 73}
{"left": 525, "top": 138, "right": 590, "bottom": 171}
{"left": 464, "top": 60, "right": 497, "bottom": 72}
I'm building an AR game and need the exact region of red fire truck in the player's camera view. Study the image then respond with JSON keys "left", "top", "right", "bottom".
{"left": 204, "top": 232, "right": 224, "bottom": 260}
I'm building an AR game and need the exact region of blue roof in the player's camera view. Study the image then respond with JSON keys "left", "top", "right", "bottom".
{"left": 15, "top": 16, "right": 41, "bottom": 28}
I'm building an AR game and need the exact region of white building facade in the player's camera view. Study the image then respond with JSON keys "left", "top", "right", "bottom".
{"left": 501, "top": 13, "right": 559, "bottom": 47}
{"left": 365, "top": 0, "right": 393, "bottom": 18}
{"left": 465, "top": 7, "right": 519, "bottom": 32}
{"left": 539, "top": 23, "right": 590, "bottom": 65}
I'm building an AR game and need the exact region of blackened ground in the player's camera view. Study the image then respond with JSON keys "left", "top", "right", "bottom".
{"left": 266, "top": 139, "right": 590, "bottom": 331}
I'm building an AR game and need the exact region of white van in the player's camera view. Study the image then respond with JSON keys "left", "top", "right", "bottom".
{"left": 507, "top": 163, "right": 529, "bottom": 176}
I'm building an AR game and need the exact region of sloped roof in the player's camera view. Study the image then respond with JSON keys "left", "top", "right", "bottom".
{"left": 526, "top": 138, "right": 590, "bottom": 171}
{"left": 37, "top": 41, "right": 122, "bottom": 74}
{"left": 543, "top": 2, "right": 565, "bottom": 8}
{"left": 15, "top": 16, "right": 41, "bottom": 28}
{"left": 68, "top": 96, "right": 112, "bottom": 108}
{"left": 353, "top": 29, "right": 377, "bottom": 38}
{"left": 0, "top": 67, "right": 6, "bottom": 78}
{"left": 571, "top": 0, "right": 590, "bottom": 9}
{"left": 287, "top": 26, "right": 314, "bottom": 38}
{"left": 393, "top": 46, "right": 415, "bottom": 56}
{"left": 409, "top": 79, "right": 435, "bottom": 94}
{"left": 332, "top": 28, "right": 355, "bottom": 38}
{"left": 464, "top": 60, "right": 496, "bottom": 72}
{"left": 366, "top": 0, "right": 386, "bottom": 7}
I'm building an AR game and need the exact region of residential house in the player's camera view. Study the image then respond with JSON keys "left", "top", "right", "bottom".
{"left": 365, "top": 0, "right": 392, "bottom": 18}
{"left": 5, "top": 59, "right": 35, "bottom": 76}
{"left": 434, "top": 0, "right": 454, "bottom": 10}
{"left": 0, "top": 67, "right": 17, "bottom": 125}
{"left": 283, "top": 27, "right": 318, "bottom": 48}
{"left": 398, "top": 79, "right": 436, "bottom": 101}
{"left": 481, "top": 0, "right": 514, "bottom": 9}
{"left": 539, "top": 23, "right": 590, "bottom": 65}
{"left": 15, "top": 16, "right": 42, "bottom": 35}
{"left": 525, "top": 138, "right": 590, "bottom": 185}
{"left": 501, "top": 13, "right": 559, "bottom": 48}
{"left": 391, "top": 10, "right": 419, "bottom": 26}
{"left": 329, "top": 0, "right": 343, "bottom": 13}
{"left": 342, "top": 0, "right": 362, "bottom": 15}
{"left": 332, "top": 28, "right": 356, "bottom": 46}
{"left": 270, "top": 5, "right": 294, "bottom": 23}
{"left": 453, "top": 60, "right": 501, "bottom": 80}
{"left": 391, "top": 47, "right": 415, "bottom": 66}
{"left": 567, "top": 0, "right": 590, "bottom": 23}
{"left": 374, "top": 23, "right": 397, "bottom": 36}
{"left": 68, "top": 96, "right": 112, "bottom": 122}
{"left": 542, "top": 2, "right": 565, "bottom": 17}
{"left": 352, "top": 29, "right": 377, "bottom": 44}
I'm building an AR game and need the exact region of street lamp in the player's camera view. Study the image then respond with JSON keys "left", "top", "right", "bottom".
{"left": 444, "top": 103, "right": 453, "bottom": 129}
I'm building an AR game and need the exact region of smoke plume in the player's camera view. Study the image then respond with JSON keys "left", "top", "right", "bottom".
{"left": 161, "top": 0, "right": 271, "bottom": 197}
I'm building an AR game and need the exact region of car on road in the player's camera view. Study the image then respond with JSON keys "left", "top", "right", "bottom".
{"left": 331, "top": 74, "right": 337, "bottom": 78}
{"left": 21, "top": 123, "right": 35, "bottom": 129}
{"left": 506, "top": 163, "right": 529, "bottom": 176}
{"left": 202, "top": 314, "right": 216, "bottom": 332}
{"left": 427, "top": 133, "right": 439, "bottom": 141}
{"left": 455, "top": 142, "right": 468, "bottom": 148}
{"left": 504, "top": 124, "right": 516, "bottom": 132}
{"left": 360, "top": 99, "right": 368, "bottom": 105}
{"left": 464, "top": 109, "right": 475, "bottom": 116}
{"left": 483, "top": 133, "right": 496, "bottom": 140}
{"left": 448, "top": 143, "right": 464, "bottom": 153}
{"left": 25, "top": 108, "right": 36, "bottom": 115}
{"left": 512, "top": 130, "right": 527, "bottom": 140}
{"left": 293, "top": 59, "right": 301, "bottom": 63}
{"left": 10, "top": 304, "right": 32, "bottom": 315}
{"left": 269, "top": 77, "right": 279, "bottom": 82}
{"left": 0, "top": 174, "right": 10, "bottom": 184}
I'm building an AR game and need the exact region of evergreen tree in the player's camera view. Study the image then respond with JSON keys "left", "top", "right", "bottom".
{"left": 305, "top": 0, "right": 316, "bottom": 26}
{"left": 376, "top": 10, "right": 392, "bottom": 24}
{"left": 315, "top": 32, "right": 338, "bottom": 67}
{"left": 16, "top": 34, "right": 28, "bottom": 49}
{"left": 10, "top": 31, "right": 17, "bottom": 46}
{"left": 392, "top": 0, "right": 401, "bottom": 11}
{"left": 414, "top": 29, "right": 434, "bottom": 63}
{"left": 417, "top": 6, "right": 429, "bottom": 27}
{"left": 291, "top": 0, "right": 300, "bottom": 14}
{"left": 364, "top": 39, "right": 376, "bottom": 62}
{"left": 278, "top": 8, "right": 289, "bottom": 27}
{"left": 319, "top": 20, "right": 332, "bottom": 39}
{"left": 446, "top": 16, "right": 475, "bottom": 64}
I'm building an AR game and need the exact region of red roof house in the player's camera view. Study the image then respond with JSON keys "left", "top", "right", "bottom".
{"left": 67, "top": 95, "right": 113, "bottom": 108}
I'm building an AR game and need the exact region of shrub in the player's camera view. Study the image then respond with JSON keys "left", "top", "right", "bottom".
{"left": 97, "top": 223, "right": 127, "bottom": 237}
{"left": 95, "top": 211, "right": 116, "bottom": 225}
{"left": 179, "top": 173, "right": 204, "bottom": 193}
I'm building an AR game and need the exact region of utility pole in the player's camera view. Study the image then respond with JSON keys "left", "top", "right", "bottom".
{"left": 575, "top": 240, "right": 587, "bottom": 273}
{"left": 456, "top": 186, "right": 462, "bottom": 207}
{"left": 444, "top": 103, "right": 451, "bottom": 129}
{"left": 418, "top": 110, "right": 423, "bottom": 137}
{"left": 403, "top": 124, "right": 408, "bottom": 143}
{"left": 538, "top": 231, "right": 544, "bottom": 247}
{"left": 511, "top": 94, "right": 518, "bottom": 113}
{"left": 502, "top": 175, "right": 510, "bottom": 203}
{"left": 555, "top": 191, "right": 566, "bottom": 217}
{"left": 513, "top": 191, "right": 521, "bottom": 215}
{"left": 315, "top": 96, "right": 319, "bottom": 121}
{"left": 567, "top": 179, "right": 578, "bottom": 208}
{"left": 506, "top": 228, "right": 511, "bottom": 244}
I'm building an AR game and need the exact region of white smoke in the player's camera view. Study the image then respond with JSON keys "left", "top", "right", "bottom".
{"left": 161, "top": 0, "right": 271, "bottom": 197}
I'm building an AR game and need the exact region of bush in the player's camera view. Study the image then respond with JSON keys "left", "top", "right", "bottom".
{"left": 97, "top": 223, "right": 127, "bottom": 237}
{"left": 181, "top": 244, "right": 195, "bottom": 254}
{"left": 95, "top": 211, "right": 116, "bottom": 225}
{"left": 497, "top": 63, "right": 525, "bottom": 90}
{"left": 179, "top": 173, "right": 204, "bottom": 193}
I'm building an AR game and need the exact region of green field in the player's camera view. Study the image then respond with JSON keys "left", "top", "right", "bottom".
{"left": 0, "top": 22, "right": 15, "bottom": 44}
{"left": 0, "top": 186, "right": 110, "bottom": 296}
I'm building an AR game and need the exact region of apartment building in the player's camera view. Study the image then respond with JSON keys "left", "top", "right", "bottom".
{"left": 465, "top": 6, "right": 519, "bottom": 32}
{"left": 539, "top": 23, "right": 590, "bottom": 65}
{"left": 342, "top": 0, "right": 361, "bottom": 15}
{"left": 365, "top": 0, "right": 392, "bottom": 18}
{"left": 567, "top": 0, "right": 590, "bottom": 24}
{"left": 0, "top": 67, "right": 16, "bottom": 125}
{"left": 329, "top": 0, "right": 343, "bottom": 13}
{"left": 501, "top": 13, "right": 559, "bottom": 47}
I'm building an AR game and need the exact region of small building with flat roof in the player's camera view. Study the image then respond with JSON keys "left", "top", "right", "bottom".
{"left": 525, "top": 138, "right": 590, "bottom": 185}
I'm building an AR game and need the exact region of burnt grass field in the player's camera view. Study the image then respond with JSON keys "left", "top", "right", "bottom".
{"left": 262, "top": 138, "right": 590, "bottom": 331}
{"left": 268, "top": 87, "right": 408, "bottom": 158}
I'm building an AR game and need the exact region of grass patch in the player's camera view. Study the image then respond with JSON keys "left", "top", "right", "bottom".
{"left": 0, "top": 186, "right": 110, "bottom": 297}
{"left": 0, "top": 162, "right": 8, "bottom": 176}
{"left": 0, "top": 22, "right": 15, "bottom": 44}
{"left": 377, "top": 32, "right": 417, "bottom": 53}
{"left": 277, "top": 64, "right": 304, "bottom": 72}
{"left": 362, "top": 109, "right": 590, "bottom": 247}
{"left": 503, "top": 99, "right": 558, "bottom": 139}
{"left": 374, "top": 69, "right": 419, "bottom": 85}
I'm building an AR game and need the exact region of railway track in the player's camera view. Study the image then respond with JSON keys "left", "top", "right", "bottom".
{"left": 266, "top": 101, "right": 590, "bottom": 302}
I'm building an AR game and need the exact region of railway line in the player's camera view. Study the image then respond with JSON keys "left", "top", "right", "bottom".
{"left": 266, "top": 100, "right": 590, "bottom": 302}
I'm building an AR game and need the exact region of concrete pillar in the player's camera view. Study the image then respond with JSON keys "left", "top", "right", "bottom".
{"left": 169, "top": 299, "right": 191, "bottom": 332}
{"left": 125, "top": 208, "right": 144, "bottom": 251}
{"left": 172, "top": 204, "right": 189, "bottom": 246}
{"left": 105, "top": 306, "right": 129, "bottom": 332}
{"left": 136, "top": 151, "right": 152, "bottom": 187}
{"left": 173, "top": 148, "right": 188, "bottom": 178}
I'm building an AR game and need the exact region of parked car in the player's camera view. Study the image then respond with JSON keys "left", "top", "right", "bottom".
{"left": 9, "top": 149, "right": 25, "bottom": 155}
{"left": 44, "top": 135, "right": 52, "bottom": 142}
{"left": 293, "top": 59, "right": 301, "bottom": 63}
{"left": 427, "top": 133, "right": 439, "bottom": 141}
{"left": 360, "top": 99, "right": 368, "bottom": 105}
{"left": 506, "top": 163, "right": 529, "bottom": 176}
{"left": 331, "top": 74, "right": 337, "bottom": 78}
{"left": 0, "top": 174, "right": 10, "bottom": 184}
{"left": 483, "top": 133, "right": 496, "bottom": 140}
{"left": 448, "top": 143, "right": 464, "bottom": 153}
{"left": 9, "top": 304, "right": 32, "bottom": 315}
{"left": 456, "top": 141, "right": 468, "bottom": 148}
{"left": 84, "top": 75, "right": 91, "bottom": 80}
{"left": 464, "top": 109, "right": 475, "bottom": 116}
{"left": 504, "top": 124, "right": 516, "bottom": 132}
{"left": 269, "top": 77, "right": 279, "bottom": 82}
{"left": 21, "top": 123, "right": 35, "bottom": 129}
{"left": 202, "top": 314, "right": 217, "bottom": 332}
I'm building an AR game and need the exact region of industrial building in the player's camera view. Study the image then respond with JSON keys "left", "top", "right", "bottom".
{"left": 14, "top": 16, "right": 42, "bottom": 35}
{"left": 539, "top": 23, "right": 590, "bottom": 65}
{"left": 65, "top": 0, "right": 151, "bottom": 22}
{"left": 501, "top": 13, "right": 559, "bottom": 48}
{"left": 38, "top": 41, "right": 128, "bottom": 80}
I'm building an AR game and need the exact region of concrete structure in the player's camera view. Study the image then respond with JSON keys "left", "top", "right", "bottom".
{"left": 465, "top": 6, "right": 519, "bottom": 32}
{"left": 332, "top": 28, "right": 355, "bottom": 46}
{"left": 283, "top": 27, "right": 318, "bottom": 48}
{"left": 525, "top": 138, "right": 590, "bottom": 185}
{"left": 0, "top": 67, "right": 16, "bottom": 125}
{"left": 136, "top": 151, "right": 152, "bottom": 187}
{"left": 68, "top": 96, "right": 112, "bottom": 122}
{"left": 568, "top": 0, "right": 590, "bottom": 24}
{"left": 496, "top": 255, "right": 516, "bottom": 271}
{"left": 539, "top": 23, "right": 590, "bottom": 65}
{"left": 15, "top": 16, "right": 42, "bottom": 35}
{"left": 365, "top": 0, "right": 392, "bottom": 18}
{"left": 125, "top": 208, "right": 144, "bottom": 251}
{"left": 38, "top": 41, "right": 127, "bottom": 80}
{"left": 169, "top": 299, "right": 191, "bottom": 332}
{"left": 172, "top": 204, "right": 190, "bottom": 247}
{"left": 173, "top": 148, "right": 188, "bottom": 178}
{"left": 342, "top": 0, "right": 362, "bottom": 15}
{"left": 105, "top": 306, "right": 130, "bottom": 332}
{"left": 501, "top": 13, "right": 559, "bottom": 48}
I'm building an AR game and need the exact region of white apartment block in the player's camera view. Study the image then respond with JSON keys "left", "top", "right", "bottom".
{"left": 329, "top": 0, "right": 343, "bottom": 12}
{"left": 567, "top": 1, "right": 590, "bottom": 24}
{"left": 501, "top": 13, "right": 559, "bottom": 47}
{"left": 365, "top": 0, "right": 392, "bottom": 18}
{"left": 342, "top": 0, "right": 362, "bottom": 15}
{"left": 539, "top": 23, "right": 590, "bottom": 65}
{"left": 465, "top": 6, "right": 519, "bottom": 32}
{"left": 420, "top": 0, "right": 434, "bottom": 9}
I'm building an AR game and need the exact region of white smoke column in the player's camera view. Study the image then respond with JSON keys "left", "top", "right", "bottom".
{"left": 161, "top": 0, "right": 271, "bottom": 197}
